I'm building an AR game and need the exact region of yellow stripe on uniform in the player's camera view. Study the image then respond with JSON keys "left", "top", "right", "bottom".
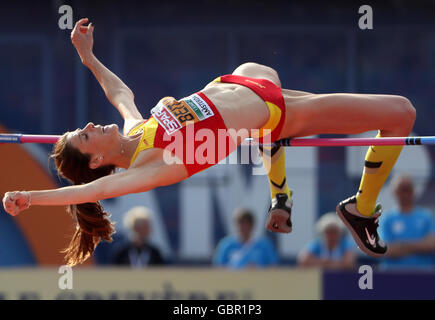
{"left": 128, "top": 118, "right": 158, "bottom": 166}
{"left": 252, "top": 101, "right": 282, "bottom": 138}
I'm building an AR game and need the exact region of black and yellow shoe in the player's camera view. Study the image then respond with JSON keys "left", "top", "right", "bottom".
{"left": 336, "top": 196, "right": 387, "bottom": 257}
{"left": 266, "top": 193, "right": 293, "bottom": 233}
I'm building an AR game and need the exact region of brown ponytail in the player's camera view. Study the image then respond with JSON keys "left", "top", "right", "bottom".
{"left": 51, "top": 133, "right": 116, "bottom": 266}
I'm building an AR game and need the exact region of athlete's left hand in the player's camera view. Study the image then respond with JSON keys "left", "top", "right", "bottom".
{"left": 70, "top": 18, "right": 95, "bottom": 66}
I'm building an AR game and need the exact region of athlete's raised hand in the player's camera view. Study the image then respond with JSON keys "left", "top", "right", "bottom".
{"left": 2, "top": 191, "right": 31, "bottom": 216}
{"left": 71, "top": 18, "right": 95, "bottom": 66}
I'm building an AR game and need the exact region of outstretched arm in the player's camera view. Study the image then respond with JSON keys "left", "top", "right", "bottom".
{"left": 3, "top": 161, "right": 161, "bottom": 215}
{"left": 71, "top": 18, "right": 143, "bottom": 134}
{"left": 3, "top": 149, "right": 189, "bottom": 215}
{"left": 3, "top": 167, "right": 153, "bottom": 214}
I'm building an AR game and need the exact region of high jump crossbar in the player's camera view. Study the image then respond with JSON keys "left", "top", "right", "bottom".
{"left": 1, "top": 133, "right": 435, "bottom": 147}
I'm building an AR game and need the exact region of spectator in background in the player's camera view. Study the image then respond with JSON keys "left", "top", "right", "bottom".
{"left": 298, "top": 212, "right": 356, "bottom": 269}
{"left": 213, "top": 208, "right": 279, "bottom": 269}
{"left": 379, "top": 174, "right": 435, "bottom": 270}
{"left": 113, "top": 206, "right": 164, "bottom": 268}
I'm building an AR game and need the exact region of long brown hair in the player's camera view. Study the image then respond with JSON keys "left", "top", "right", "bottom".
{"left": 51, "top": 133, "right": 116, "bottom": 266}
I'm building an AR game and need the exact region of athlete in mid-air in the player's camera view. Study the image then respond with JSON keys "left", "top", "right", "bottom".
{"left": 2, "top": 18, "right": 416, "bottom": 265}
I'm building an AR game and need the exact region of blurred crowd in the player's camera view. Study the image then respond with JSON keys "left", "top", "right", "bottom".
{"left": 112, "top": 206, "right": 164, "bottom": 268}
{"left": 98, "top": 173, "right": 435, "bottom": 271}
{"left": 378, "top": 174, "right": 435, "bottom": 270}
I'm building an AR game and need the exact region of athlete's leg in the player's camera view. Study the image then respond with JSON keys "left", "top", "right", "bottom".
{"left": 258, "top": 145, "right": 291, "bottom": 201}
{"left": 281, "top": 92, "right": 416, "bottom": 255}
{"left": 281, "top": 92, "right": 416, "bottom": 214}
{"left": 280, "top": 92, "right": 415, "bottom": 138}
{"left": 233, "top": 63, "right": 293, "bottom": 233}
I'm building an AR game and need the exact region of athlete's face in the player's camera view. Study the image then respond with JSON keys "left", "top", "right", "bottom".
{"left": 67, "top": 122, "right": 120, "bottom": 163}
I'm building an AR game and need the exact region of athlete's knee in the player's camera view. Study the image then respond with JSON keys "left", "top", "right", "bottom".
{"left": 395, "top": 96, "right": 416, "bottom": 128}
{"left": 382, "top": 96, "right": 416, "bottom": 136}
{"left": 403, "top": 97, "right": 416, "bottom": 124}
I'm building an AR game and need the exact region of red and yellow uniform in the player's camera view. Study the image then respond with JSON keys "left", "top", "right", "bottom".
{"left": 214, "top": 74, "right": 286, "bottom": 144}
{"left": 128, "top": 74, "right": 287, "bottom": 177}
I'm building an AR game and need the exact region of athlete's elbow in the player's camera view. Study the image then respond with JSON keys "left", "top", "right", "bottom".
{"left": 134, "top": 182, "right": 156, "bottom": 194}
{"left": 108, "top": 87, "right": 134, "bottom": 106}
{"left": 117, "top": 87, "right": 135, "bottom": 101}
{"left": 97, "top": 184, "right": 128, "bottom": 201}
{"left": 90, "top": 182, "right": 115, "bottom": 202}
{"left": 98, "top": 183, "right": 150, "bottom": 200}
{"left": 90, "top": 186, "right": 105, "bottom": 202}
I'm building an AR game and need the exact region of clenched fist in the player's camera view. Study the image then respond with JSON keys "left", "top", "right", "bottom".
{"left": 2, "top": 191, "right": 31, "bottom": 216}
{"left": 70, "top": 18, "right": 95, "bottom": 66}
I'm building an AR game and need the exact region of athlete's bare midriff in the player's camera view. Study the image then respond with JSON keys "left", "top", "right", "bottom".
{"left": 130, "top": 79, "right": 310, "bottom": 173}
{"left": 200, "top": 82, "right": 270, "bottom": 132}
{"left": 201, "top": 82, "right": 311, "bottom": 140}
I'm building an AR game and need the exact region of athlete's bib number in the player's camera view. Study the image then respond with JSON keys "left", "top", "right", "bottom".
{"left": 151, "top": 94, "right": 215, "bottom": 135}
{"left": 165, "top": 100, "right": 195, "bottom": 124}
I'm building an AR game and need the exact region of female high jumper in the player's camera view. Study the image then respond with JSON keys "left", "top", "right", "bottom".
{"left": 2, "top": 18, "right": 416, "bottom": 266}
